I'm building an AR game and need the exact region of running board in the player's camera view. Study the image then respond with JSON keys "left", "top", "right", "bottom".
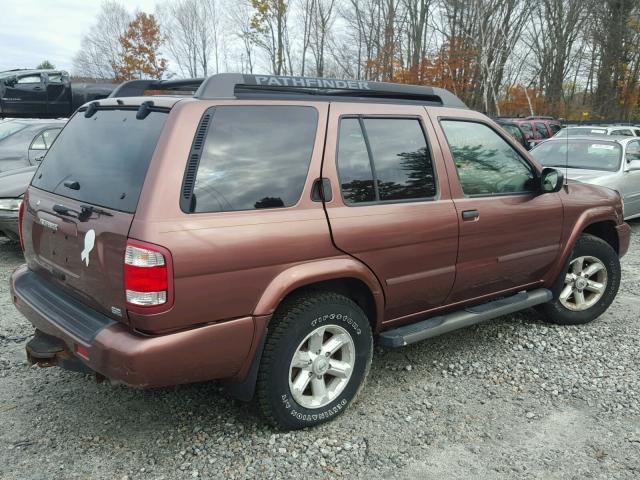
{"left": 378, "top": 289, "right": 552, "bottom": 348}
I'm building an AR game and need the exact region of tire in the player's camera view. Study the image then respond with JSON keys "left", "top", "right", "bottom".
{"left": 541, "top": 234, "right": 620, "bottom": 325}
{"left": 256, "top": 292, "right": 373, "bottom": 430}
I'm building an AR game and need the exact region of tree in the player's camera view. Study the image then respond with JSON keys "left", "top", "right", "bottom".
{"left": 250, "top": 0, "right": 291, "bottom": 75}
{"left": 73, "top": 1, "right": 130, "bottom": 79}
{"left": 36, "top": 60, "right": 55, "bottom": 69}
{"left": 113, "top": 12, "right": 167, "bottom": 81}
{"left": 159, "top": 0, "right": 221, "bottom": 77}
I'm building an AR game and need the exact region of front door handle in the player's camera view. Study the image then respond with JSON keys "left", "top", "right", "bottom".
{"left": 462, "top": 209, "right": 479, "bottom": 221}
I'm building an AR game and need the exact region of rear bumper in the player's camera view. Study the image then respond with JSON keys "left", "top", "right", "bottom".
{"left": 616, "top": 222, "right": 631, "bottom": 258}
{"left": 10, "top": 266, "right": 258, "bottom": 387}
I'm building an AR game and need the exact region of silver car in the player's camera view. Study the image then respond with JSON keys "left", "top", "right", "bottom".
{"left": 531, "top": 136, "right": 640, "bottom": 220}
{"left": 554, "top": 126, "right": 640, "bottom": 138}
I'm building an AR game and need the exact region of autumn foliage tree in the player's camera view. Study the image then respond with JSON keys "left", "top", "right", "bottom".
{"left": 113, "top": 12, "right": 167, "bottom": 81}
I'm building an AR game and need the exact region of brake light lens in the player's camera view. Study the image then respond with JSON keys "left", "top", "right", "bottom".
{"left": 124, "top": 243, "right": 170, "bottom": 307}
{"left": 18, "top": 200, "right": 24, "bottom": 250}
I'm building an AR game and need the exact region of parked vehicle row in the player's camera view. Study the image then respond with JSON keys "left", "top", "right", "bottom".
{"left": 10, "top": 74, "right": 630, "bottom": 430}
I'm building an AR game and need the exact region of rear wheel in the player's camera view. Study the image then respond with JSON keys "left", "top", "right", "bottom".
{"left": 541, "top": 234, "right": 620, "bottom": 325}
{"left": 256, "top": 292, "right": 373, "bottom": 430}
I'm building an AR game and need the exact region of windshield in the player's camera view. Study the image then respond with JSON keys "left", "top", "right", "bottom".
{"left": 554, "top": 127, "right": 607, "bottom": 137}
{"left": 531, "top": 141, "right": 622, "bottom": 172}
{"left": 31, "top": 109, "right": 167, "bottom": 212}
{"left": 0, "top": 122, "right": 27, "bottom": 141}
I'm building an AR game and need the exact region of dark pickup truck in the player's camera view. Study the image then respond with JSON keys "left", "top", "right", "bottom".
{"left": 0, "top": 69, "right": 114, "bottom": 119}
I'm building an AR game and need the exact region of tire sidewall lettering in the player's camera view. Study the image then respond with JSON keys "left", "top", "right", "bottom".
{"left": 310, "top": 311, "right": 362, "bottom": 336}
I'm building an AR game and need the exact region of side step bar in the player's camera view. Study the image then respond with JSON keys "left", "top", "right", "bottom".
{"left": 378, "top": 288, "right": 552, "bottom": 348}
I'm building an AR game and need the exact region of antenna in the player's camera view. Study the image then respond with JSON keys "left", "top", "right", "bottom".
{"left": 564, "top": 122, "right": 569, "bottom": 191}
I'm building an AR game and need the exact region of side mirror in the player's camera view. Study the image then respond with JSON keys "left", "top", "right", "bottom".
{"left": 5, "top": 76, "right": 17, "bottom": 87}
{"left": 540, "top": 167, "right": 564, "bottom": 193}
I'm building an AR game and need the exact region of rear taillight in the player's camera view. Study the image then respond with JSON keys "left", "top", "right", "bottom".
{"left": 18, "top": 200, "right": 24, "bottom": 250}
{"left": 124, "top": 240, "right": 173, "bottom": 311}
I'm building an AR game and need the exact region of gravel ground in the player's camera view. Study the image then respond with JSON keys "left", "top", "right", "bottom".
{"left": 1, "top": 222, "right": 639, "bottom": 480}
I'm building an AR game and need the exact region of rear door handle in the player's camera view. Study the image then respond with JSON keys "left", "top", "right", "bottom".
{"left": 462, "top": 209, "right": 479, "bottom": 221}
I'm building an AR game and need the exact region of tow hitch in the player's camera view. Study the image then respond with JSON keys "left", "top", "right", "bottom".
{"left": 26, "top": 330, "right": 94, "bottom": 375}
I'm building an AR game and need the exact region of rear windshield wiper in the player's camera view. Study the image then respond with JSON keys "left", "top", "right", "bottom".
{"left": 79, "top": 204, "right": 113, "bottom": 220}
{"left": 53, "top": 204, "right": 112, "bottom": 222}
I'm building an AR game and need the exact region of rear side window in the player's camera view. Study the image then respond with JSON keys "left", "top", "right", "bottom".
{"left": 550, "top": 124, "right": 561, "bottom": 135}
{"left": 337, "top": 117, "right": 436, "bottom": 205}
{"left": 32, "top": 109, "right": 167, "bottom": 212}
{"left": 30, "top": 128, "right": 61, "bottom": 150}
{"left": 190, "top": 106, "right": 318, "bottom": 212}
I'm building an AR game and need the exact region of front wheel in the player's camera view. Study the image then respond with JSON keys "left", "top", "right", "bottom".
{"left": 256, "top": 292, "right": 373, "bottom": 430}
{"left": 541, "top": 234, "right": 621, "bottom": 325}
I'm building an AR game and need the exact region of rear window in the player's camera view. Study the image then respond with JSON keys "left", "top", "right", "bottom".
{"left": 190, "top": 106, "right": 318, "bottom": 212}
{"left": 31, "top": 109, "right": 167, "bottom": 212}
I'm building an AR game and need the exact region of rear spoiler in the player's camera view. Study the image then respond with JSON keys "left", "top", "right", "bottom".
{"left": 108, "top": 78, "right": 204, "bottom": 98}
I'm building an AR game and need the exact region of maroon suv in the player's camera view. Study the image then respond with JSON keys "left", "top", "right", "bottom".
{"left": 11, "top": 74, "right": 630, "bottom": 430}
{"left": 507, "top": 116, "right": 562, "bottom": 147}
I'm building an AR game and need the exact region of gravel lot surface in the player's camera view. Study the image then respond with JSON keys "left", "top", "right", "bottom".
{"left": 1, "top": 222, "right": 639, "bottom": 479}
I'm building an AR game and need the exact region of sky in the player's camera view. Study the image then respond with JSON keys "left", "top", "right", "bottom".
{"left": 0, "top": 0, "right": 162, "bottom": 72}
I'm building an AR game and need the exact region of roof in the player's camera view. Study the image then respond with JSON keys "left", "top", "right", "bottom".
{"left": 109, "top": 73, "right": 468, "bottom": 108}
{"left": 542, "top": 135, "right": 636, "bottom": 144}
{"left": 0, "top": 68, "right": 66, "bottom": 79}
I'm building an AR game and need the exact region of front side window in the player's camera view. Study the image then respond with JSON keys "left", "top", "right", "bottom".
{"left": 17, "top": 74, "right": 41, "bottom": 84}
{"left": 625, "top": 141, "right": 640, "bottom": 162}
{"left": 337, "top": 117, "right": 436, "bottom": 205}
{"left": 535, "top": 123, "right": 550, "bottom": 139}
{"left": 441, "top": 120, "right": 535, "bottom": 196}
{"left": 191, "top": 106, "right": 318, "bottom": 213}
{"left": 550, "top": 124, "right": 561, "bottom": 135}
{"left": 611, "top": 129, "right": 633, "bottom": 136}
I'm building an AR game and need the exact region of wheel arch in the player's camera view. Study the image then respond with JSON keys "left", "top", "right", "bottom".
{"left": 545, "top": 208, "right": 621, "bottom": 288}
{"left": 253, "top": 258, "right": 385, "bottom": 333}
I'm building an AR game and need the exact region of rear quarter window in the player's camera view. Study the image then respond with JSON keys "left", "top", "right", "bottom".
{"left": 189, "top": 106, "right": 318, "bottom": 213}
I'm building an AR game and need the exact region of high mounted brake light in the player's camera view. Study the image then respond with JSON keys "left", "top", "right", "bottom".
{"left": 124, "top": 240, "right": 173, "bottom": 311}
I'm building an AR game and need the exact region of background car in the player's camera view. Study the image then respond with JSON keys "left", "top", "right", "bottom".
{"left": 0, "top": 165, "right": 36, "bottom": 241}
{"left": 502, "top": 116, "right": 562, "bottom": 148}
{"left": 0, "top": 118, "right": 65, "bottom": 172}
{"left": 554, "top": 125, "right": 640, "bottom": 137}
{"left": 531, "top": 136, "right": 640, "bottom": 220}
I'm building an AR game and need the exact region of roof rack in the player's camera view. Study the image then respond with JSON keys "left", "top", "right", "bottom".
{"left": 108, "top": 78, "right": 204, "bottom": 98}
{"left": 108, "top": 73, "right": 467, "bottom": 108}
{"left": 194, "top": 73, "right": 467, "bottom": 107}
{"left": 525, "top": 115, "right": 555, "bottom": 120}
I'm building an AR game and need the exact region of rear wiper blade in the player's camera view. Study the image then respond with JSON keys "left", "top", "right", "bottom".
{"left": 79, "top": 205, "right": 113, "bottom": 221}
{"left": 63, "top": 180, "right": 80, "bottom": 190}
{"left": 52, "top": 204, "right": 112, "bottom": 222}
